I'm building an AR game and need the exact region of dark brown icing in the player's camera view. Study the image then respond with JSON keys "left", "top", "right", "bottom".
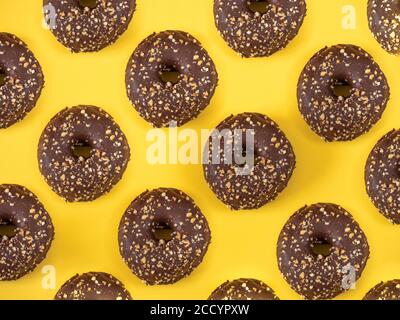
{"left": 0, "top": 33, "right": 44, "bottom": 128}
{"left": 38, "top": 105, "right": 130, "bottom": 202}
{"left": 55, "top": 272, "right": 132, "bottom": 300}
{"left": 277, "top": 203, "right": 369, "bottom": 300}
{"left": 208, "top": 278, "right": 279, "bottom": 300}
{"left": 297, "top": 44, "right": 390, "bottom": 141}
{"left": 118, "top": 188, "right": 211, "bottom": 285}
{"left": 364, "top": 280, "right": 400, "bottom": 300}
{"left": 0, "top": 184, "right": 54, "bottom": 280}
{"left": 368, "top": 0, "right": 400, "bottom": 54}
{"left": 214, "top": 0, "right": 307, "bottom": 57}
{"left": 125, "top": 30, "right": 218, "bottom": 127}
{"left": 43, "top": 0, "right": 136, "bottom": 52}
{"left": 203, "top": 112, "right": 295, "bottom": 210}
{"left": 365, "top": 129, "right": 400, "bottom": 224}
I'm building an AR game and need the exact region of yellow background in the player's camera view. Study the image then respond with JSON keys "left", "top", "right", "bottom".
{"left": 0, "top": 0, "right": 399, "bottom": 300}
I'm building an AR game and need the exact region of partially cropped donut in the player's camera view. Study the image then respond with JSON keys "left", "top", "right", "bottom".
{"left": 38, "top": 105, "right": 130, "bottom": 202}
{"left": 55, "top": 272, "right": 132, "bottom": 300}
{"left": 0, "top": 184, "right": 54, "bottom": 280}
{"left": 368, "top": 0, "right": 400, "bottom": 54}
{"left": 208, "top": 278, "right": 279, "bottom": 300}
{"left": 118, "top": 188, "right": 211, "bottom": 285}
{"left": 43, "top": 0, "right": 136, "bottom": 52}
{"left": 277, "top": 203, "right": 369, "bottom": 300}
{"left": 203, "top": 112, "right": 295, "bottom": 210}
{"left": 0, "top": 33, "right": 44, "bottom": 128}
{"left": 364, "top": 280, "right": 400, "bottom": 300}
{"left": 214, "top": 0, "right": 307, "bottom": 57}
{"left": 365, "top": 129, "right": 400, "bottom": 224}
{"left": 297, "top": 44, "right": 389, "bottom": 141}
{"left": 125, "top": 30, "right": 218, "bottom": 127}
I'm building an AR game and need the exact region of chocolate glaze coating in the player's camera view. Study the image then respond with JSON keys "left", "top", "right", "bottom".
{"left": 364, "top": 280, "right": 400, "bottom": 300}
{"left": 214, "top": 0, "right": 307, "bottom": 57}
{"left": 365, "top": 129, "right": 400, "bottom": 224}
{"left": 125, "top": 30, "right": 218, "bottom": 127}
{"left": 0, "top": 33, "right": 44, "bottom": 128}
{"left": 0, "top": 184, "right": 54, "bottom": 280}
{"left": 368, "top": 0, "right": 400, "bottom": 55}
{"left": 38, "top": 105, "right": 130, "bottom": 202}
{"left": 277, "top": 203, "right": 369, "bottom": 300}
{"left": 208, "top": 278, "right": 279, "bottom": 300}
{"left": 118, "top": 188, "right": 211, "bottom": 285}
{"left": 43, "top": 0, "right": 136, "bottom": 52}
{"left": 203, "top": 112, "right": 295, "bottom": 210}
{"left": 55, "top": 272, "right": 132, "bottom": 300}
{"left": 297, "top": 44, "right": 390, "bottom": 141}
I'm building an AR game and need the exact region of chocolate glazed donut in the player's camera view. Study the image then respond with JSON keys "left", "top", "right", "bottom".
{"left": 125, "top": 30, "right": 218, "bottom": 127}
{"left": 208, "top": 278, "right": 279, "bottom": 300}
{"left": 0, "top": 184, "right": 54, "bottom": 280}
{"left": 203, "top": 112, "right": 295, "bottom": 210}
{"left": 43, "top": 0, "right": 136, "bottom": 52}
{"left": 38, "top": 105, "right": 130, "bottom": 202}
{"left": 118, "top": 188, "right": 211, "bottom": 285}
{"left": 214, "top": 0, "right": 307, "bottom": 57}
{"left": 365, "top": 129, "right": 400, "bottom": 224}
{"left": 277, "top": 203, "right": 369, "bottom": 300}
{"left": 297, "top": 44, "right": 390, "bottom": 141}
{"left": 0, "top": 33, "right": 44, "bottom": 128}
{"left": 368, "top": 0, "right": 400, "bottom": 55}
{"left": 364, "top": 280, "right": 400, "bottom": 300}
{"left": 55, "top": 272, "right": 132, "bottom": 300}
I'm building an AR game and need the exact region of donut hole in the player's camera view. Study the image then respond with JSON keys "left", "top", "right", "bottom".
{"left": 71, "top": 140, "right": 93, "bottom": 160}
{"left": 152, "top": 222, "right": 174, "bottom": 242}
{"left": 0, "top": 69, "right": 6, "bottom": 87}
{"left": 247, "top": 0, "right": 269, "bottom": 14}
{"left": 0, "top": 219, "right": 17, "bottom": 239}
{"left": 310, "top": 239, "right": 332, "bottom": 258}
{"left": 332, "top": 80, "right": 352, "bottom": 99}
{"left": 159, "top": 65, "right": 180, "bottom": 85}
{"left": 78, "top": 0, "right": 98, "bottom": 9}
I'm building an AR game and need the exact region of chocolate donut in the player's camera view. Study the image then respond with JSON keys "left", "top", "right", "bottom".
{"left": 214, "top": 0, "right": 307, "bottom": 57}
{"left": 43, "top": 0, "right": 136, "bottom": 52}
{"left": 203, "top": 112, "right": 295, "bottom": 210}
{"left": 368, "top": 0, "right": 400, "bottom": 54}
{"left": 38, "top": 105, "right": 130, "bottom": 202}
{"left": 365, "top": 129, "right": 400, "bottom": 224}
{"left": 0, "top": 184, "right": 54, "bottom": 280}
{"left": 277, "top": 203, "right": 369, "bottom": 300}
{"left": 55, "top": 272, "right": 132, "bottom": 300}
{"left": 364, "top": 280, "right": 400, "bottom": 300}
{"left": 118, "top": 188, "right": 211, "bottom": 285}
{"left": 297, "top": 44, "right": 390, "bottom": 141}
{"left": 208, "top": 278, "right": 279, "bottom": 300}
{"left": 0, "top": 33, "right": 44, "bottom": 128}
{"left": 125, "top": 30, "right": 218, "bottom": 127}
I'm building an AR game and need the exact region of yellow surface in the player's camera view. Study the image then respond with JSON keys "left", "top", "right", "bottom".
{"left": 0, "top": 0, "right": 399, "bottom": 300}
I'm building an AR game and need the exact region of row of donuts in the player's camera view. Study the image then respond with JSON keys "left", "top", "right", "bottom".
{"left": 10, "top": 94, "right": 400, "bottom": 229}
{"left": 41, "top": 0, "right": 400, "bottom": 57}
{"left": 54, "top": 273, "right": 400, "bottom": 300}
{"left": 2, "top": 0, "right": 397, "bottom": 132}
{"left": 1, "top": 182, "right": 398, "bottom": 300}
